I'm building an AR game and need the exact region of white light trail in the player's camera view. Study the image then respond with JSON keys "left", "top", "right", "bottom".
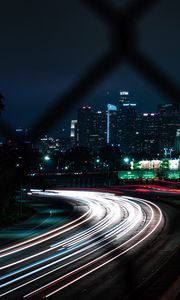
{"left": 0, "top": 190, "right": 163, "bottom": 300}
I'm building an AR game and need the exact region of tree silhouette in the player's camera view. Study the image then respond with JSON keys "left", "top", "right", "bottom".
{"left": 99, "top": 145, "right": 122, "bottom": 170}
{"left": 63, "top": 147, "right": 93, "bottom": 172}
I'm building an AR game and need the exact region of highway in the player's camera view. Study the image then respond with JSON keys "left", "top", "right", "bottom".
{"left": 0, "top": 190, "right": 165, "bottom": 299}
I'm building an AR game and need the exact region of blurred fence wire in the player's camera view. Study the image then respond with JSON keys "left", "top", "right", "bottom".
{"left": 0, "top": 2, "right": 179, "bottom": 298}
{"left": 0, "top": 0, "right": 180, "bottom": 141}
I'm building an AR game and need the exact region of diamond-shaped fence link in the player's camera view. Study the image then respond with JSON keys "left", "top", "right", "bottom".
{"left": 0, "top": 0, "right": 180, "bottom": 141}
{"left": 0, "top": 1, "right": 180, "bottom": 294}
{"left": 0, "top": 0, "right": 180, "bottom": 198}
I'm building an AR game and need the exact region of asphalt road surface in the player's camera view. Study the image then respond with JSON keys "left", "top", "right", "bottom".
{"left": 0, "top": 189, "right": 178, "bottom": 300}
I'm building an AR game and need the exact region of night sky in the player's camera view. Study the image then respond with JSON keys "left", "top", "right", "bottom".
{"left": 0, "top": 0, "right": 180, "bottom": 136}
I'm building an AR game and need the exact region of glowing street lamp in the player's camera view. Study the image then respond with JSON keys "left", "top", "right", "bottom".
{"left": 123, "top": 157, "right": 130, "bottom": 163}
{"left": 44, "top": 155, "right": 50, "bottom": 161}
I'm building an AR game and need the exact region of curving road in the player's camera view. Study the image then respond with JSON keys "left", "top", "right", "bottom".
{"left": 0, "top": 190, "right": 164, "bottom": 299}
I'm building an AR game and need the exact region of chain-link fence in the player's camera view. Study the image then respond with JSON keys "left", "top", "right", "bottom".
{"left": 0, "top": 2, "right": 179, "bottom": 298}
{"left": 0, "top": 0, "right": 180, "bottom": 141}
{"left": 0, "top": 0, "right": 180, "bottom": 209}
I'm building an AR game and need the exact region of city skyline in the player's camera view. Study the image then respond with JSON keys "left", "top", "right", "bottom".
{"left": 7, "top": 93, "right": 179, "bottom": 161}
{"left": 2, "top": 95, "right": 179, "bottom": 132}
{"left": 1, "top": 89, "right": 179, "bottom": 138}
{"left": 0, "top": 0, "right": 180, "bottom": 135}
{"left": 0, "top": 3, "right": 180, "bottom": 299}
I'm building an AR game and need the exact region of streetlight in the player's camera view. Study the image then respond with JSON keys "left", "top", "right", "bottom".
{"left": 123, "top": 157, "right": 130, "bottom": 163}
{"left": 44, "top": 155, "right": 50, "bottom": 161}
{"left": 43, "top": 155, "right": 51, "bottom": 174}
{"left": 106, "top": 163, "right": 110, "bottom": 187}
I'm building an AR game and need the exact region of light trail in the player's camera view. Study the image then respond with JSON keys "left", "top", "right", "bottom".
{"left": 25, "top": 197, "right": 162, "bottom": 299}
{"left": 1, "top": 198, "right": 139, "bottom": 285}
{"left": 0, "top": 208, "right": 89, "bottom": 254}
{"left": 0, "top": 196, "right": 101, "bottom": 267}
{"left": 0, "top": 190, "right": 164, "bottom": 299}
{"left": 0, "top": 193, "right": 92, "bottom": 257}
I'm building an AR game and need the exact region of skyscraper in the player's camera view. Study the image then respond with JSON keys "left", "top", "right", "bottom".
{"left": 157, "top": 104, "right": 180, "bottom": 154}
{"left": 118, "top": 91, "right": 130, "bottom": 106}
{"left": 77, "top": 106, "right": 94, "bottom": 147}
{"left": 117, "top": 92, "right": 137, "bottom": 153}
{"left": 107, "top": 104, "right": 117, "bottom": 144}
{"left": 89, "top": 110, "right": 107, "bottom": 149}
{"left": 135, "top": 113, "right": 159, "bottom": 155}
{"left": 70, "top": 120, "right": 77, "bottom": 147}
{"left": 175, "top": 129, "right": 180, "bottom": 153}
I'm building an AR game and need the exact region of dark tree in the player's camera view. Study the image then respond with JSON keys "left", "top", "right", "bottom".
{"left": 63, "top": 147, "right": 93, "bottom": 172}
{"left": 99, "top": 145, "right": 122, "bottom": 170}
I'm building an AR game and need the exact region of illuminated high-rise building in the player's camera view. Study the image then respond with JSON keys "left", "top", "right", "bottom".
{"left": 70, "top": 120, "right": 77, "bottom": 147}
{"left": 118, "top": 91, "right": 130, "bottom": 106}
{"left": 77, "top": 106, "right": 94, "bottom": 147}
{"left": 77, "top": 106, "right": 115, "bottom": 149}
{"left": 107, "top": 104, "right": 117, "bottom": 144}
{"left": 117, "top": 91, "right": 137, "bottom": 153}
{"left": 89, "top": 111, "right": 107, "bottom": 149}
{"left": 76, "top": 97, "right": 179, "bottom": 156}
{"left": 135, "top": 113, "right": 159, "bottom": 155}
{"left": 175, "top": 129, "right": 180, "bottom": 153}
{"left": 157, "top": 104, "right": 180, "bottom": 154}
